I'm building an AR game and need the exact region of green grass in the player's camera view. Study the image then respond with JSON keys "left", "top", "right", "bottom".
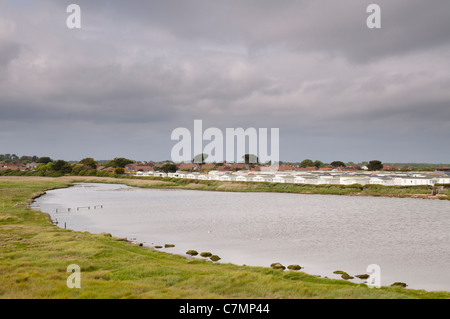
{"left": 1, "top": 176, "right": 449, "bottom": 299}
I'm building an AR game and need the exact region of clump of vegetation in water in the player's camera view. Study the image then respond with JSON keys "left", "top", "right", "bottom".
{"left": 355, "top": 274, "right": 370, "bottom": 280}
{"left": 210, "top": 255, "right": 221, "bottom": 262}
{"left": 287, "top": 265, "right": 302, "bottom": 271}
{"left": 164, "top": 244, "right": 175, "bottom": 248}
{"left": 270, "top": 263, "right": 286, "bottom": 270}
{"left": 200, "top": 252, "right": 212, "bottom": 258}
{"left": 391, "top": 282, "right": 407, "bottom": 288}
{"left": 154, "top": 245, "right": 162, "bottom": 249}
{"left": 186, "top": 250, "right": 198, "bottom": 256}
{"left": 341, "top": 273, "right": 354, "bottom": 280}
{"left": 333, "top": 270, "right": 354, "bottom": 280}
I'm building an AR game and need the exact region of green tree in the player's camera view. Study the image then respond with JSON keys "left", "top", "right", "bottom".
{"left": 313, "top": 160, "right": 324, "bottom": 168}
{"left": 36, "top": 157, "right": 53, "bottom": 164}
{"left": 330, "top": 161, "right": 346, "bottom": 168}
{"left": 53, "top": 160, "right": 72, "bottom": 174}
{"left": 368, "top": 160, "right": 383, "bottom": 171}
{"left": 71, "top": 164, "right": 83, "bottom": 175}
{"left": 300, "top": 159, "right": 314, "bottom": 168}
{"left": 105, "top": 158, "right": 134, "bottom": 168}
{"left": 160, "top": 163, "right": 177, "bottom": 173}
{"left": 79, "top": 157, "right": 97, "bottom": 169}
{"left": 37, "top": 162, "right": 54, "bottom": 173}
{"left": 20, "top": 156, "right": 33, "bottom": 162}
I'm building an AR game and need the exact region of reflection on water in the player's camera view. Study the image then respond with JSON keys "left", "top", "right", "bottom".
{"left": 35, "top": 183, "right": 450, "bottom": 291}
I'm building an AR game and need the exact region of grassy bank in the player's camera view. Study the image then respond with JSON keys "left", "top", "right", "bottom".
{"left": 70, "top": 174, "right": 450, "bottom": 200}
{"left": 1, "top": 176, "right": 449, "bottom": 299}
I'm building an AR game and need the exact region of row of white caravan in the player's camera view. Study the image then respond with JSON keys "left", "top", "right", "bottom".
{"left": 135, "top": 171, "right": 450, "bottom": 186}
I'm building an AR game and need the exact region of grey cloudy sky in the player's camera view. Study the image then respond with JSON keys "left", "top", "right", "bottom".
{"left": 1, "top": 0, "right": 449, "bottom": 163}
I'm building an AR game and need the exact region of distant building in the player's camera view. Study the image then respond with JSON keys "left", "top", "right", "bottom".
{"left": 125, "top": 163, "right": 154, "bottom": 173}
{"left": 277, "top": 165, "right": 297, "bottom": 171}
{"left": 200, "top": 163, "right": 215, "bottom": 170}
{"left": 26, "top": 162, "right": 38, "bottom": 170}
{"left": 178, "top": 163, "right": 199, "bottom": 171}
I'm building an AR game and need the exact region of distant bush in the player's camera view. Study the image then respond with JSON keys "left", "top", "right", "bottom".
{"left": 96, "top": 170, "right": 109, "bottom": 177}
{"left": 44, "top": 171, "right": 64, "bottom": 177}
{"left": 114, "top": 168, "right": 125, "bottom": 175}
{"left": 363, "top": 184, "right": 385, "bottom": 189}
{"left": 0, "top": 170, "right": 44, "bottom": 177}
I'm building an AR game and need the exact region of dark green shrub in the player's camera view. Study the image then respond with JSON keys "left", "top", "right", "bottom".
{"left": 270, "top": 263, "right": 286, "bottom": 270}
{"left": 210, "top": 255, "right": 221, "bottom": 262}
{"left": 287, "top": 264, "right": 302, "bottom": 271}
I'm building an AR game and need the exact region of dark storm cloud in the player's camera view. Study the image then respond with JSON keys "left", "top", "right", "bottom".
{"left": 0, "top": 1, "right": 449, "bottom": 162}
{"left": 74, "top": 0, "right": 450, "bottom": 62}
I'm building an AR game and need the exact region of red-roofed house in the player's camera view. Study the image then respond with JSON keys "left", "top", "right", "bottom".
{"left": 277, "top": 165, "right": 297, "bottom": 171}
{"left": 136, "top": 165, "right": 154, "bottom": 172}
{"left": 200, "top": 163, "right": 215, "bottom": 170}
{"left": 178, "top": 163, "right": 199, "bottom": 171}
{"left": 216, "top": 165, "right": 231, "bottom": 172}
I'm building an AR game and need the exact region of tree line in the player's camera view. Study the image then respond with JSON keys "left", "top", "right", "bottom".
{"left": 4, "top": 152, "right": 440, "bottom": 176}
{"left": 0, "top": 155, "right": 135, "bottom": 177}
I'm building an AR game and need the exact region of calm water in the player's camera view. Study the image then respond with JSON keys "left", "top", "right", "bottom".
{"left": 35, "top": 183, "right": 450, "bottom": 291}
